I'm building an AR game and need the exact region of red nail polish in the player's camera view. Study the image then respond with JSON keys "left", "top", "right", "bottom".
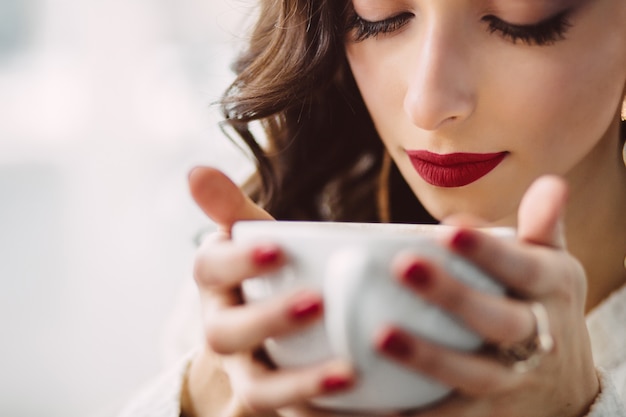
{"left": 321, "top": 376, "right": 352, "bottom": 393}
{"left": 378, "top": 329, "right": 413, "bottom": 359}
{"left": 403, "top": 262, "right": 432, "bottom": 290}
{"left": 451, "top": 229, "right": 477, "bottom": 252}
{"left": 252, "top": 246, "right": 279, "bottom": 265}
{"left": 290, "top": 297, "right": 322, "bottom": 320}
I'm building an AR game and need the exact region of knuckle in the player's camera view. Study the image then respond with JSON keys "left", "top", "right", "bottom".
{"left": 204, "top": 320, "right": 230, "bottom": 354}
{"left": 563, "top": 258, "right": 586, "bottom": 295}
{"left": 414, "top": 343, "right": 442, "bottom": 374}
{"left": 554, "top": 281, "right": 575, "bottom": 304}
{"left": 520, "top": 261, "right": 542, "bottom": 289}
{"left": 193, "top": 251, "right": 216, "bottom": 286}
{"left": 500, "top": 309, "right": 530, "bottom": 343}
{"left": 550, "top": 262, "right": 582, "bottom": 304}
{"left": 467, "top": 372, "right": 501, "bottom": 395}
{"left": 205, "top": 334, "right": 226, "bottom": 354}
{"left": 193, "top": 247, "right": 236, "bottom": 289}
{"left": 438, "top": 283, "right": 467, "bottom": 313}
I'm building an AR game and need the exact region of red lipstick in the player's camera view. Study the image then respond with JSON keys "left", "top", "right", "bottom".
{"left": 406, "top": 150, "right": 507, "bottom": 188}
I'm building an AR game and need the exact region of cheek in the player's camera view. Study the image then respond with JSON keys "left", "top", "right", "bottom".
{"left": 489, "top": 19, "right": 626, "bottom": 172}
{"left": 346, "top": 44, "right": 407, "bottom": 142}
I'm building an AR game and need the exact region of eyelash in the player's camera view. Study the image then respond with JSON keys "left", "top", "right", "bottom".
{"left": 483, "top": 11, "right": 572, "bottom": 46}
{"left": 347, "top": 10, "right": 572, "bottom": 46}
{"left": 347, "top": 12, "right": 414, "bottom": 43}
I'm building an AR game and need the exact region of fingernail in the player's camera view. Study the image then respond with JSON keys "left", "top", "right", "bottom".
{"left": 377, "top": 329, "right": 413, "bottom": 359}
{"left": 289, "top": 295, "right": 323, "bottom": 320}
{"left": 451, "top": 229, "right": 477, "bottom": 252}
{"left": 252, "top": 246, "right": 280, "bottom": 265}
{"left": 321, "top": 375, "right": 353, "bottom": 393}
{"left": 402, "top": 262, "right": 432, "bottom": 290}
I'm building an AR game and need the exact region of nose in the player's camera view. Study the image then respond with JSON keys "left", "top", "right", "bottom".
{"left": 403, "top": 22, "right": 475, "bottom": 131}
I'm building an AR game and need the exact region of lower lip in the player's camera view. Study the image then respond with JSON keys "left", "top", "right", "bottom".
{"left": 406, "top": 150, "right": 508, "bottom": 188}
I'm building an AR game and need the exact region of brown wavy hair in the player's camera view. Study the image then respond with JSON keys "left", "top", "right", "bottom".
{"left": 220, "top": 0, "right": 435, "bottom": 224}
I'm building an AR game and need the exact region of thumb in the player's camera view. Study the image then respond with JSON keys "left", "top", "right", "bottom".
{"left": 517, "top": 175, "right": 568, "bottom": 249}
{"left": 188, "top": 166, "right": 273, "bottom": 232}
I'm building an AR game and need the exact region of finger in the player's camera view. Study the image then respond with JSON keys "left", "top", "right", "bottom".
{"left": 375, "top": 326, "right": 522, "bottom": 397}
{"left": 194, "top": 238, "right": 284, "bottom": 290}
{"left": 517, "top": 175, "right": 568, "bottom": 249}
{"left": 277, "top": 405, "right": 356, "bottom": 417}
{"left": 445, "top": 228, "right": 558, "bottom": 297}
{"left": 205, "top": 290, "right": 324, "bottom": 354}
{"left": 188, "top": 166, "right": 273, "bottom": 232}
{"left": 405, "top": 395, "right": 482, "bottom": 417}
{"left": 392, "top": 255, "right": 536, "bottom": 345}
{"left": 226, "top": 357, "right": 355, "bottom": 413}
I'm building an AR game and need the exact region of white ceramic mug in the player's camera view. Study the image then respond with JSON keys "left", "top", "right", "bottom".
{"left": 232, "top": 221, "right": 514, "bottom": 413}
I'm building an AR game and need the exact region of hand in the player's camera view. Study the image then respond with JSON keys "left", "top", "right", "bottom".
{"left": 183, "top": 167, "right": 355, "bottom": 417}
{"left": 376, "top": 176, "right": 600, "bottom": 417}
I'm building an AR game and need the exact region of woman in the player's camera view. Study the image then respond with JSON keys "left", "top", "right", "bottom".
{"left": 120, "top": 0, "right": 626, "bottom": 415}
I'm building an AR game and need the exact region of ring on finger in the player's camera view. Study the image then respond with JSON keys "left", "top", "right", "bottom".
{"left": 495, "top": 302, "right": 554, "bottom": 373}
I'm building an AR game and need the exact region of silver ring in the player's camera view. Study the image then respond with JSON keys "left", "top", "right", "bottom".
{"left": 495, "top": 302, "right": 554, "bottom": 373}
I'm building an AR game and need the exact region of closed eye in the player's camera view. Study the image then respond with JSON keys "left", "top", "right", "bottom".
{"left": 482, "top": 10, "right": 572, "bottom": 46}
{"left": 346, "top": 12, "right": 414, "bottom": 42}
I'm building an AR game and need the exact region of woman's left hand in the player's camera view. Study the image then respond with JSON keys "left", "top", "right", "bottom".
{"left": 378, "top": 175, "right": 600, "bottom": 417}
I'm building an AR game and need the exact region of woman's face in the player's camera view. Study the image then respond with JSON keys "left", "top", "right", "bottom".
{"left": 345, "top": 0, "right": 626, "bottom": 223}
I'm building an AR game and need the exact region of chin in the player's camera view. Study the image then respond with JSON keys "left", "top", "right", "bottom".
{"left": 411, "top": 184, "right": 520, "bottom": 226}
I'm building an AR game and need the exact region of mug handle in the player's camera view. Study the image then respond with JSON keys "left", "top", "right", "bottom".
{"left": 321, "top": 246, "right": 454, "bottom": 411}
{"left": 323, "top": 247, "right": 370, "bottom": 361}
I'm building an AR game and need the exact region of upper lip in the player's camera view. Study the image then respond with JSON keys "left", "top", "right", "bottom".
{"left": 406, "top": 150, "right": 507, "bottom": 166}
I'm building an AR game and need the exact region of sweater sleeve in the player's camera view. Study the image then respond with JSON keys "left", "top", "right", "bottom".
{"left": 115, "top": 350, "right": 196, "bottom": 417}
{"left": 585, "top": 368, "right": 626, "bottom": 417}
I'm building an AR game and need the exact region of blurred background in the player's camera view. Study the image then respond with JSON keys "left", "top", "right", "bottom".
{"left": 0, "top": 0, "right": 254, "bottom": 415}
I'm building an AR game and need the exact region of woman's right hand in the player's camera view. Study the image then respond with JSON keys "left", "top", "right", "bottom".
{"left": 183, "top": 167, "right": 356, "bottom": 417}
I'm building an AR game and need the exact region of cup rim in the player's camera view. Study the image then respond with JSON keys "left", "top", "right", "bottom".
{"left": 232, "top": 220, "right": 515, "bottom": 239}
